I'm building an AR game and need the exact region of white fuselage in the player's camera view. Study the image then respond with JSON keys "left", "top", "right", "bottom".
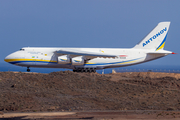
{"left": 4, "top": 47, "right": 170, "bottom": 70}
{"left": 4, "top": 22, "right": 173, "bottom": 72}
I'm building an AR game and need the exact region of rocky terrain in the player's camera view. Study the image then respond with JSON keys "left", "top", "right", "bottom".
{"left": 0, "top": 71, "right": 180, "bottom": 112}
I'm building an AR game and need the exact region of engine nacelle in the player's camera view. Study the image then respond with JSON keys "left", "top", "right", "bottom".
{"left": 58, "top": 55, "right": 70, "bottom": 64}
{"left": 72, "top": 56, "right": 85, "bottom": 66}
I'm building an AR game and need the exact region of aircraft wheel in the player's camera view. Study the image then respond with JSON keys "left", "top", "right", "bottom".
{"left": 85, "top": 69, "right": 88, "bottom": 73}
{"left": 27, "top": 68, "right": 30, "bottom": 72}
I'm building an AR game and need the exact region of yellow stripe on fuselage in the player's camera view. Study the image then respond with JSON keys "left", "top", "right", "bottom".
{"left": 86, "top": 59, "right": 139, "bottom": 65}
{"left": 4, "top": 58, "right": 57, "bottom": 63}
{"left": 5, "top": 58, "right": 140, "bottom": 66}
{"left": 118, "top": 60, "right": 137, "bottom": 64}
{"left": 86, "top": 62, "right": 96, "bottom": 64}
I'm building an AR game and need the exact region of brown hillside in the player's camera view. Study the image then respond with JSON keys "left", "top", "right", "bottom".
{"left": 0, "top": 71, "right": 180, "bottom": 112}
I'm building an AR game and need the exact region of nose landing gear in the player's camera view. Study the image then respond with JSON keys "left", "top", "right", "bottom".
{"left": 27, "top": 67, "right": 30, "bottom": 72}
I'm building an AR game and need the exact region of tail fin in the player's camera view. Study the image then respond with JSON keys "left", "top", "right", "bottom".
{"left": 133, "top": 22, "right": 170, "bottom": 51}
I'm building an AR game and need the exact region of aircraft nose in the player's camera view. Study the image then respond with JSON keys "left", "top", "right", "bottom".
{"left": 4, "top": 53, "right": 15, "bottom": 63}
{"left": 4, "top": 50, "right": 25, "bottom": 65}
{"left": 4, "top": 51, "right": 22, "bottom": 64}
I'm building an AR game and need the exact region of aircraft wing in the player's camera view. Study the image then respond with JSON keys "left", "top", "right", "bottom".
{"left": 55, "top": 49, "right": 117, "bottom": 59}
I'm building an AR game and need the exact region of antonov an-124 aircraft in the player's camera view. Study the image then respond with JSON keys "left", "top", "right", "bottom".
{"left": 4, "top": 22, "right": 175, "bottom": 72}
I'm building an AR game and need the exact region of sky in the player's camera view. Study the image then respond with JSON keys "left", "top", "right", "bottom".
{"left": 0, "top": 0, "right": 180, "bottom": 67}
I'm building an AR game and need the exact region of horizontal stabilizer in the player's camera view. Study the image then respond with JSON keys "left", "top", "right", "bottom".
{"left": 147, "top": 50, "right": 172, "bottom": 55}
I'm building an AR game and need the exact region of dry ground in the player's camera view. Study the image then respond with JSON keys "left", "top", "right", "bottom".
{"left": 1, "top": 71, "right": 180, "bottom": 119}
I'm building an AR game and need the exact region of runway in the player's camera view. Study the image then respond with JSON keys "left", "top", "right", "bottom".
{"left": 1, "top": 111, "right": 180, "bottom": 120}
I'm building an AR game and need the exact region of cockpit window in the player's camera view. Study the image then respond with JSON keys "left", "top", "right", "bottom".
{"left": 20, "top": 48, "right": 25, "bottom": 51}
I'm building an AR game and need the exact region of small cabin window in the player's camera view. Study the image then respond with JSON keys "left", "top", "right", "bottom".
{"left": 19, "top": 48, "right": 24, "bottom": 51}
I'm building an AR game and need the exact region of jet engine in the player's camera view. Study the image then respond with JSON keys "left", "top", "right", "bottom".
{"left": 58, "top": 55, "right": 70, "bottom": 64}
{"left": 72, "top": 56, "right": 85, "bottom": 65}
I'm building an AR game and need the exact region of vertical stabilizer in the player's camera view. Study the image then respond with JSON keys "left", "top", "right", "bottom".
{"left": 133, "top": 22, "right": 170, "bottom": 51}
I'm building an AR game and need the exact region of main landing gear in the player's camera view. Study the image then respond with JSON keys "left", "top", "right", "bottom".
{"left": 27, "top": 67, "right": 30, "bottom": 72}
{"left": 73, "top": 68, "right": 96, "bottom": 73}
